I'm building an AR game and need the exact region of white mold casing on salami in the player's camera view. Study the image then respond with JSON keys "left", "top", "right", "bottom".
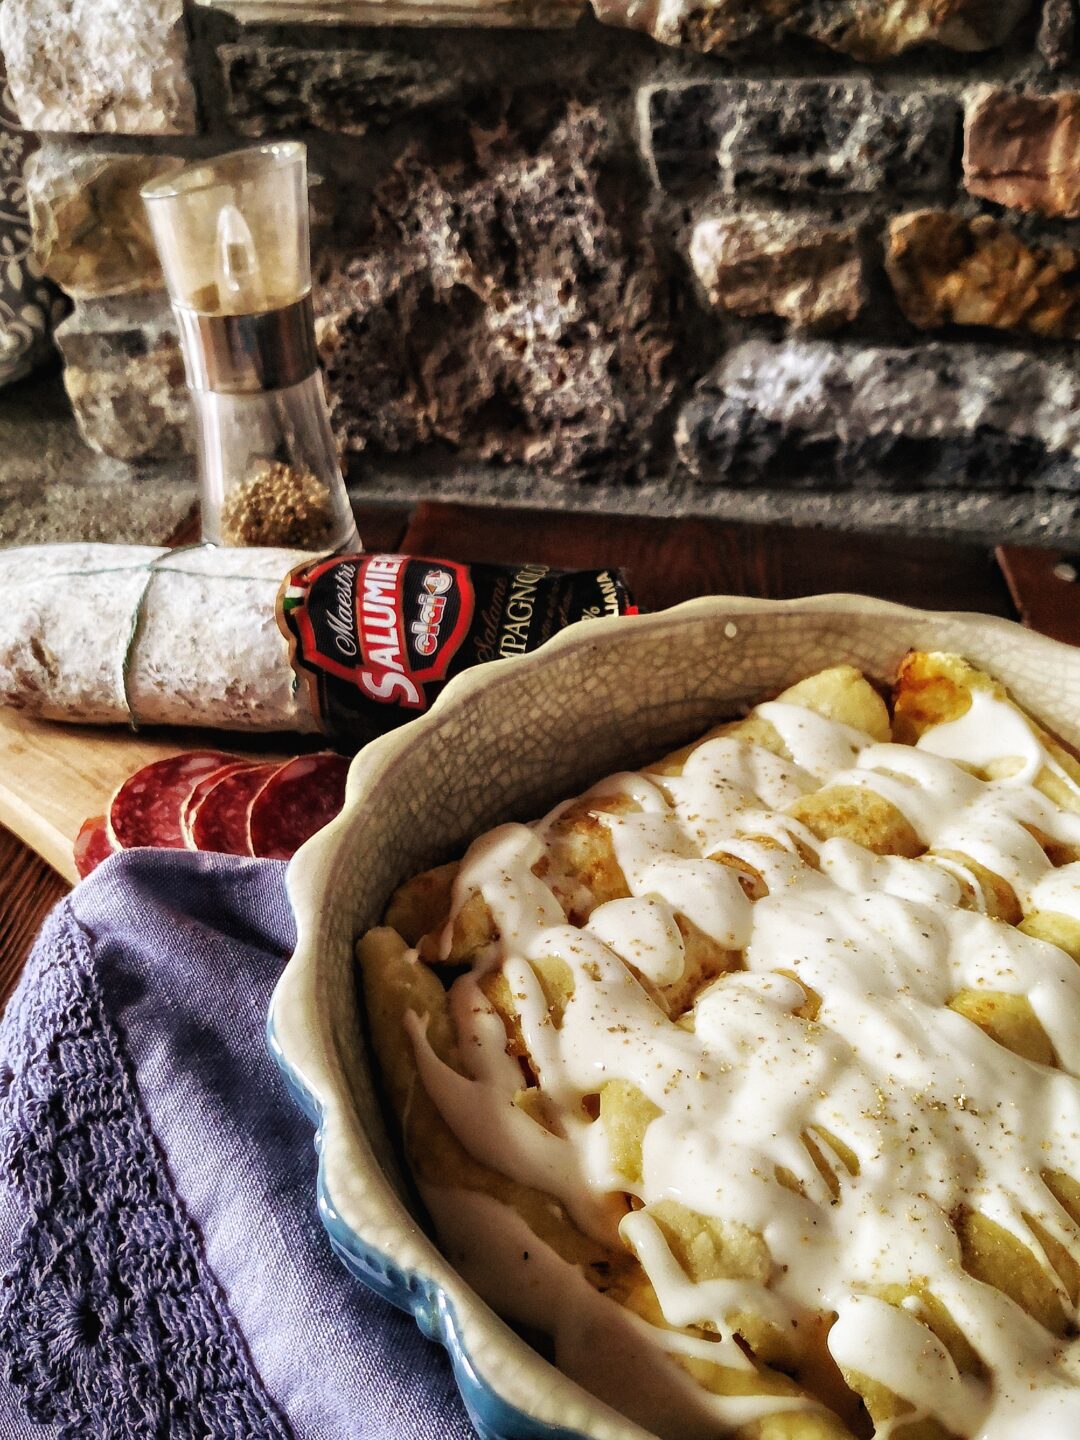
{"left": 0, "top": 543, "right": 320, "bottom": 732}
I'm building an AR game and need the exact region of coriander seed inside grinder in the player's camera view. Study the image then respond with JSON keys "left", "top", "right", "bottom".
{"left": 141, "top": 143, "right": 359, "bottom": 552}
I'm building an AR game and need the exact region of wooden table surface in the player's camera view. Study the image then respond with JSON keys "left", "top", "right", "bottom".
{"left": 1, "top": 501, "right": 1076, "bottom": 1009}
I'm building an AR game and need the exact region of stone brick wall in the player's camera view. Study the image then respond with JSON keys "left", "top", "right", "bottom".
{"left": 4, "top": 0, "right": 1080, "bottom": 536}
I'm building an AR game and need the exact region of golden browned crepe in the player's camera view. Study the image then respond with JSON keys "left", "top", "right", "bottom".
{"left": 359, "top": 655, "right": 1080, "bottom": 1440}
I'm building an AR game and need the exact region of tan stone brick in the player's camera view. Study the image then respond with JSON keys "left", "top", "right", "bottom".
{"left": 965, "top": 88, "right": 1080, "bottom": 219}
{"left": 0, "top": 0, "right": 197, "bottom": 135}
{"left": 689, "top": 211, "right": 863, "bottom": 332}
{"left": 597, "top": 0, "right": 1031, "bottom": 59}
{"left": 885, "top": 209, "right": 1080, "bottom": 339}
{"left": 26, "top": 148, "right": 183, "bottom": 301}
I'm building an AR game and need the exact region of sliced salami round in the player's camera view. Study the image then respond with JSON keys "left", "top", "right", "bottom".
{"left": 74, "top": 815, "right": 115, "bottom": 879}
{"left": 181, "top": 759, "right": 254, "bottom": 849}
{"left": 191, "top": 761, "right": 282, "bottom": 856}
{"left": 108, "top": 751, "right": 236, "bottom": 850}
{"left": 249, "top": 752, "right": 350, "bottom": 861}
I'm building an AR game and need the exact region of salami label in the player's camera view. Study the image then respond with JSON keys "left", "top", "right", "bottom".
{"left": 277, "top": 553, "right": 635, "bottom": 743}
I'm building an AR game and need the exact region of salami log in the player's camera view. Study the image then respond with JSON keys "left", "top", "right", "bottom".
{"left": 74, "top": 815, "right": 115, "bottom": 879}
{"left": 109, "top": 751, "right": 235, "bottom": 850}
{"left": 1, "top": 545, "right": 633, "bottom": 738}
{"left": 190, "top": 762, "right": 281, "bottom": 856}
{"left": 249, "top": 753, "right": 349, "bottom": 860}
{"left": 0, "top": 543, "right": 318, "bottom": 732}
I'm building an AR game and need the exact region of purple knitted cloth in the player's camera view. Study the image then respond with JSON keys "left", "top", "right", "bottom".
{"left": 0, "top": 849, "right": 475, "bottom": 1440}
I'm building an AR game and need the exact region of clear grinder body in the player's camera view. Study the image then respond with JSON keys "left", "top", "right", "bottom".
{"left": 142, "top": 143, "right": 359, "bottom": 553}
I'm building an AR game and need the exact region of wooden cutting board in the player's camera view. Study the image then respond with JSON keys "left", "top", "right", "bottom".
{"left": 0, "top": 706, "right": 293, "bottom": 885}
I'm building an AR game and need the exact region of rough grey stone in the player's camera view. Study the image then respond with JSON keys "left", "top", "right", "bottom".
{"left": 0, "top": 472, "right": 196, "bottom": 546}
{"left": 593, "top": 0, "right": 1033, "bottom": 61}
{"left": 345, "top": 455, "right": 1080, "bottom": 545}
{"left": 201, "top": 0, "right": 583, "bottom": 24}
{"left": 676, "top": 340, "right": 1080, "bottom": 492}
{"left": 1039, "top": 0, "right": 1076, "bottom": 68}
{"left": 641, "top": 80, "right": 960, "bottom": 195}
{"left": 0, "top": 374, "right": 195, "bottom": 547}
{"left": 0, "top": 375, "right": 1072, "bottom": 552}
{"left": 219, "top": 44, "right": 467, "bottom": 137}
{"left": 54, "top": 296, "right": 193, "bottom": 462}
{"left": 0, "top": 0, "right": 197, "bottom": 135}
{"left": 317, "top": 97, "right": 674, "bottom": 479}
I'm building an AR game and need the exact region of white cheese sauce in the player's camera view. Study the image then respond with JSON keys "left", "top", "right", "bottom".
{"left": 407, "top": 688, "right": 1080, "bottom": 1437}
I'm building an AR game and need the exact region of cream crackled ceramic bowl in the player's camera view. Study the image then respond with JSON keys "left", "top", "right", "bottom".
{"left": 268, "top": 593, "right": 1080, "bottom": 1440}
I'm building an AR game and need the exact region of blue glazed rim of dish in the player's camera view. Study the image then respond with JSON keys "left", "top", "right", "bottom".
{"left": 266, "top": 1007, "right": 590, "bottom": 1440}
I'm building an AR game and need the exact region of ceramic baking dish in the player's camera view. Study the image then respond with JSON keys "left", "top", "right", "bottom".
{"left": 268, "top": 593, "right": 1080, "bottom": 1440}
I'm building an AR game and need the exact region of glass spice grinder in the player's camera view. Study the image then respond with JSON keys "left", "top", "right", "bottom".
{"left": 141, "top": 142, "right": 359, "bottom": 552}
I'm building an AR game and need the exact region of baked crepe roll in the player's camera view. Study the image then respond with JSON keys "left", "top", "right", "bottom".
{"left": 360, "top": 656, "right": 1080, "bottom": 1438}
{"left": 393, "top": 665, "right": 890, "bottom": 967}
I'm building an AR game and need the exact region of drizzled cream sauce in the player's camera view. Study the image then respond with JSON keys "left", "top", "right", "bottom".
{"left": 407, "top": 687, "right": 1080, "bottom": 1437}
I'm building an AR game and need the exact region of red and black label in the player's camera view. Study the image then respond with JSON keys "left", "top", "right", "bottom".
{"left": 278, "top": 552, "right": 636, "bottom": 745}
